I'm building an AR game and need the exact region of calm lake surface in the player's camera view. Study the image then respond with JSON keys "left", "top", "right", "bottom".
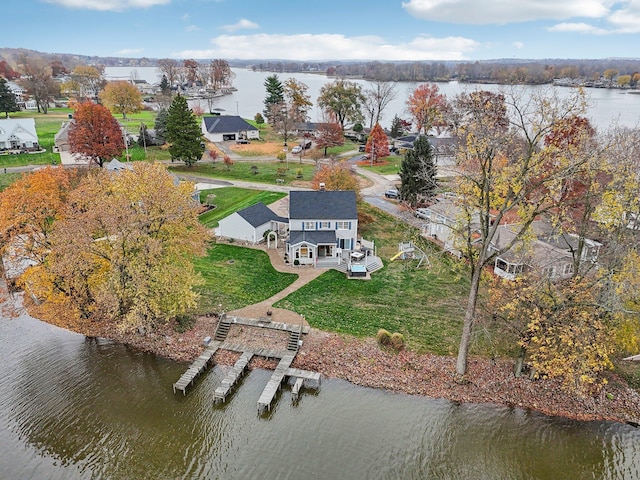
{"left": 1, "top": 297, "right": 639, "bottom": 480}
{"left": 106, "top": 66, "right": 640, "bottom": 131}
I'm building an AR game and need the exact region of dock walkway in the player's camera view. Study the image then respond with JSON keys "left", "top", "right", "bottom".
{"left": 172, "top": 341, "right": 221, "bottom": 395}
{"left": 214, "top": 351, "right": 253, "bottom": 403}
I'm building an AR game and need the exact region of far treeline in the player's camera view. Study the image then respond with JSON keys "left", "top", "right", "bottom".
{"left": 247, "top": 59, "right": 640, "bottom": 85}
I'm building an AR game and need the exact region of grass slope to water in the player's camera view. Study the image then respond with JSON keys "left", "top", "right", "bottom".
{"left": 198, "top": 187, "right": 286, "bottom": 228}
{"left": 275, "top": 206, "right": 473, "bottom": 356}
{"left": 194, "top": 243, "right": 297, "bottom": 313}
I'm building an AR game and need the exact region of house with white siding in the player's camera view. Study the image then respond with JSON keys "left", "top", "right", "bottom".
{"left": 218, "top": 202, "right": 288, "bottom": 244}
{"left": 0, "top": 118, "right": 41, "bottom": 152}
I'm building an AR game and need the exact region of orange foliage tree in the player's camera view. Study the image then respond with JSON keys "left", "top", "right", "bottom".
{"left": 99, "top": 80, "right": 143, "bottom": 119}
{"left": 365, "top": 122, "right": 390, "bottom": 162}
{"left": 68, "top": 101, "right": 125, "bottom": 167}
{"left": 315, "top": 122, "right": 343, "bottom": 156}
{"left": 406, "top": 83, "right": 448, "bottom": 134}
{"left": 311, "top": 162, "right": 359, "bottom": 193}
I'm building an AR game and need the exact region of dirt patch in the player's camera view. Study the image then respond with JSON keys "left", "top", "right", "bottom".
{"left": 230, "top": 141, "right": 286, "bottom": 156}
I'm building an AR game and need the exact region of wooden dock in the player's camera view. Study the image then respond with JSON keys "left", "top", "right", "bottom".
{"left": 214, "top": 351, "right": 253, "bottom": 403}
{"left": 287, "top": 368, "right": 321, "bottom": 402}
{"left": 172, "top": 341, "right": 221, "bottom": 395}
{"left": 257, "top": 352, "right": 296, "bottom": 413}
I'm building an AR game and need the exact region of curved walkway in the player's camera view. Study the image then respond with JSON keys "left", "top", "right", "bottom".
{"left": 226, "top": 244, "right": 325, "bottom": 327}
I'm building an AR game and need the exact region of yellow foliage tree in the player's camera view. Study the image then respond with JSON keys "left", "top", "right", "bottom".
{"left": 99, "top": 80, "right": 143, "bottom": 119}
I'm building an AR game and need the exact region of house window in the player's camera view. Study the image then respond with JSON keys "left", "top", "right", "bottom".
{"left": 319, "top": 221, "right": 330, "bottom": 229}
{"left": 563, "top": 263, "right": 574, "bottom": 276}
{"left": 542, "top": 266, "right": 555, "bottom": 278}
{"left": 336, "top": 221, "right": 349, "bottom": 230}
{"left": 304, "top": 221, "right": 315, "bottom": 230}
{"left": 300, "top": 246, "right": 308, "bottom": 257}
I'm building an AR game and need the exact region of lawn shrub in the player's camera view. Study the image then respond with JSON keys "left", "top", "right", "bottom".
{"left": 377, "top": 328, "right": 392, "bottom": 345}
{"left": 390, "top": 332, "right": 405, "bottom": 350}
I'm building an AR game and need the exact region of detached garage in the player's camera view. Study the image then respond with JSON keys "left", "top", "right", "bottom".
{"left": 201, "top": 116, "right": 260, "bottom": 143}
{"left": 218, "top": 202, "right": 287, "bottom": 243}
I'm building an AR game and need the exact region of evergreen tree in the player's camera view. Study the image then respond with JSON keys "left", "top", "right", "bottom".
{"left": 263, "top": 74, "right": 284, "bottom": 119}
{"left": 390, "top": 115, "right": 403, "bottom": 138}
{"left": 165, "top": 94, "right": 204, "bottom": 167}
{"left": 0, "top": 77, "right": 20, "bottom": 118}
{"left": 159, "top": 75, "right": 170, "bottom": 95}
{"left": 254, "top": 112, "right": 265, "bottom": 125}
{"left": 399, "top": 135, "right": 437, "bottom": 206}
{"left": 154, "top": 108, "right": 168, "bottom": 145}
{"left": 138, "top": 123, "right": 153, "bottom": 147}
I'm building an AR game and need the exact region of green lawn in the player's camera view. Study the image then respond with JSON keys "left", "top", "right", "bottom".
{"left": 169, "top": 161, "right": 316, "bottom": 185}
{"left": 274, "top": 206, "right": 472, "bottom": 355}
{"left": 198, "top": 187, "right": 286, "bottom": 228}
{"left": 0, "top": 172, "right": 23, "bottom": 192}
{"left": 194, "top": 243, "right": 297, "bottom": 313}
{"left": 362, "top": 159, "right": 402, "bottom": 175}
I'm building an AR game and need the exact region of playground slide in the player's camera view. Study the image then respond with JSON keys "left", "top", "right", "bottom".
{"left": 390, "top": 251, "right": 403, "bottom": 261}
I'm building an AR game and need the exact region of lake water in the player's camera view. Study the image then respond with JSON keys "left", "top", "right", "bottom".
{"left": 2, "top": 294, "right": 640, "bottom": 479}
{"left": 105, "top": 66, "right": 640, "bottom": 131}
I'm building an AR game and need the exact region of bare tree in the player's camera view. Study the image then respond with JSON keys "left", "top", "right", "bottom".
{"left": 157, "top": 58, "right": 181, "bottom": 88}
{"left": 363, "top": 80, "right": 397, "bottom": 129}
{"left": 17, "top": 54, "right": 59, "bottom": 114}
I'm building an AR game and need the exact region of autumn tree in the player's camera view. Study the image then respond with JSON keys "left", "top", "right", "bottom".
{"left": 68, "top": 102, "right": 125, "bottom": 167}
{"left": 406, "top": 83, "right": 448, "bottom": 135}
{"left": 364, "top": 122, "right": 390, "bottom": 163}
{"left": 165, "top": 94, "right": 204, "bottom": 167}
{"left": 311, "top": 161, "right": 359, "bottom": 193}
{"left": 32, "top": 163, "right": 208, "bottom": 330}
{"left": 0, "top": 77, "right": 19, "bottom": 118}
{"left": 449, "top": 87, "right": 599, "bottom": 377}
{"left": 16, "top": 54, "right": 59, "bottom": 114}
{"left": 208, "top": 59, "right": 234, "bottom": 90}
{"left": 99, "top": 81, "right": 143, "bottom": 120}
{"left": 399, "top": 135, "right": 437, "bottom": 206}
{"left": 317, "top": 79, "right": 364, "bottom": 131}
{"left": 0, "top": 166, "right": 76, "bottom": 267}
{"left": 0, "top": 60, "right": 20, "bottom": 80}
{"left": 603, "top": 68, "right": 619, "bottom": 83}
{"left": 363, "top": 80, "right": 397, "bottom": 129}
{"left": 183, "top": 59, "right": 199, "bottom": 85}
{"left": 266, "top": 77, "right": 312, "bottom": 145}
{"left": 61, "top": 65, "right": 104, "bottom": 102}
{"left": 316, "top": 122, "right": 344, "bottom": 156}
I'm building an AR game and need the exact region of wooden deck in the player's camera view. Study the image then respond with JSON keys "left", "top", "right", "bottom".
{"left": 214, "top": 351, "right": 253, "bottom": 403}
{"left": 172, "top": 341, "right": 221, "bottom": 395}
{"left": 172, "top": 316, "right": 321, "bottom": 413}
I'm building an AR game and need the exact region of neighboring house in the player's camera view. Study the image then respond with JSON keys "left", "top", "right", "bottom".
{"left": 420, "top": 194, "right": 471, "bottom": 258}
{"left": 0, "top": 118, "right": 41, "bottom": 152}
{"left": 287, "top": 190, "right": 358, "bottom": 266}
{"left": 201, "top": 115, "right": 259, "bottom": 142}
{"left": 105, "top": 158, "right": 133, "bottom": 171}
{"left": 490, "top": 221, "right": 602, "bottom": 281}
{"left": 218, "top": 202, "right": 288, "bottom": 244}
{"left": 293, "top": 122, "right": 329, "bottom": 137}
{"left": 395, "top": 134, "right": 457, "bottom": 166}
{"left": 54, "top": 118, "right": 130, "bottom": 154}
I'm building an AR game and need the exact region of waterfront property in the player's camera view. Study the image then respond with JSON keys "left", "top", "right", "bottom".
{"left": 217, "top": 202, "right": 288, "bottom": 244}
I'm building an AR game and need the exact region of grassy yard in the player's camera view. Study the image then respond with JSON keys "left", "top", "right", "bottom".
{"left": 198, "top": 186, "right": 286, "bottom": 228}
{"left": 170, "top": 160, "right": 317, "bottom": 185}
{"left": 274, "top": 206, "right": 473, "bottom": 355}
{"left": 0, "top": 172, "right": 23, "bottom": 192}
{"left": 0, "top": 109, "right": 71, "bottom": 168}
{"left": 361, "top": 159, "right": 402, "bottom": 175}
{"left": 194, "top": 243, "right": 297, "bottom": 314}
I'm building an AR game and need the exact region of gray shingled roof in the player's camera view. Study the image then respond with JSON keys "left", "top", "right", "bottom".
{"left": 289, "top": 230, "right": 337, "bottom": 246}
{"left": 289, "top": 190, "right": 357, "bottom": 220}
{"left": 236, "top": 202, "right": 287, "bottom": 227}
{"left": 202, "top": 115, "right": 258, "bottom": 134}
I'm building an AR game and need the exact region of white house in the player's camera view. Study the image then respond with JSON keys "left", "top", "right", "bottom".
{"left": 201, "top": 115, "right": 259, "bottom": 142}
{"left": 218, "top": 202, "right": 288, "bottom": 244}
{"left": 420, "top": 194, "right": 470, "bottom": 258}
{"left": 0, "top": 118, "right": 41, "bottom": 152}
{"left": 287, "top": 190, "right": 358, "bottom": 266}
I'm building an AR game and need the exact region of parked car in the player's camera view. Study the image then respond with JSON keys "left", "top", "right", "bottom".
{"left": 415, "top": 208, "right": 430, "bottom": 219}
{"left": 236, "top": 139, "right": 250, "bottom": 144}
{"left": 358, "top": 144, "right": 366, "bottom": 152}
{"left": 291, "top": 145, "right": 303, "bottom": 154}
{"left": 384, "top": 188, "right": 399, "bottom": 199}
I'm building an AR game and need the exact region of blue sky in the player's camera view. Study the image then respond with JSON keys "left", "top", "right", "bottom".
{"left": 3, "top": 0, "right": 640, "bottom": 61}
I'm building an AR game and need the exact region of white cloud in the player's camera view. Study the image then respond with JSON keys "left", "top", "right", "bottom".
{"left": 43, "top": 0, "right": 170, "bottom": 11}
{"left": 172, "top": 33, "right": 479, "bottom": 61}
{"left": 221, "top": 18, "right": 260, "bottom": 32}
{"left": 547, "top": 22, "right": 610, "bottom": 35}
{"left": 402, "top": 0, "right": 612, "bottom": 24}
{"left": 513, "top": 42, "right": 524, "bottom": 49}
{"left": 182, "top": 13, "right": 190, "bottom": 21}
{"left": 116, "top": 48, "right": 144, "bottom": 55}
{"left": 185, "top": 25, "right": 199, "bottom": 32}
{"left": 607, "top": 1, "right": 640, "bottom": 33}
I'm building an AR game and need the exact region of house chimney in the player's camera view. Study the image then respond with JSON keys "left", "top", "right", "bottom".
{"left": 319, "top": 182, "right": 325, "bottom": 191}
